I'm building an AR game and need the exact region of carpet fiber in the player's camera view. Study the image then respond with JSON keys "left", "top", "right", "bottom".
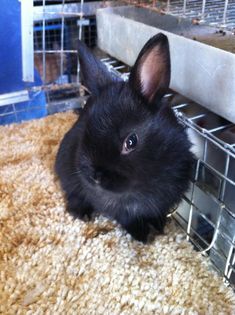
{"left": 0, "top": 112, "right": 234, "bottom": 315}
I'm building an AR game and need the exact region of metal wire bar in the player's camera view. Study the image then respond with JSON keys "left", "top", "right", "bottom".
{"left": 201, "top": 0, "right": 206, "bottom": 20}
{"left": 42, "top": 0, "right": 46, "bottom": 83}
{"left": 223, "top": 0, "right": 230, "bottom": 25}
{"left": 60, "top": 0, "right": 65, "bottom": 81}
{"left": 35, "top": 11, "right": 83, "bottom": 18}
{"left": 166, "top": 0, "right": 171, "bottom": 12}
{"left": 220, "top": 153, "right": 231, "bottom": 201}
{"left": 0, "top": 104, "right": 49, "bottom": 117}
{"left": 183, "top": 0, "right": 187, "bottom": 15}
{"left": 79, "top": 0, "right": 84, "bottom": 40}
{"left": 201, "top": 206, "right": 223, "bottom": 254}
{"left": 225, "top": 240, "right": 235, "bottom": 280}
{"left": 76, "top": 0, "right": 85, "bottom": 85}
{"left": 34, "top": 50, "right": 77, "bottom": 53}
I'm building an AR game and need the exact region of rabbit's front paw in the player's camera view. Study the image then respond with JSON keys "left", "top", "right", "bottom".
{"left": 66, "top": 193, "right": 94, "bottom": 221}
{"left": 118, "top": 214, "right": 150, "bottom": 243}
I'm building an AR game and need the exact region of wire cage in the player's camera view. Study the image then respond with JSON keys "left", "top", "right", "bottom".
{"left": 33, "top": 0, "right": 98, "bottom": 114}
{"left": 1, "top": 0, "right": 235, "bottom": 290}
{"left": 130, "top": 0, "right": 235, "bottom": 31}
{"left": 171, "top": 101, "right": 235, "bottom": 288}
{"left": 33, "top": 2, "right": 97, "bottom": 84}
{"left": 0, "top": 0, "right": 99, "bottom": 125}
{"left": 163, "top": 0, "right": 235, "bottom": 31}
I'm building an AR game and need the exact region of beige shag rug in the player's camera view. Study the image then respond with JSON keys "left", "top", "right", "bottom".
{"left": 0, "top": 111, "right": 235, "bottom": 315}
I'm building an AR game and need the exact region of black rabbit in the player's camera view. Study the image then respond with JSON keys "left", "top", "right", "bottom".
{"left": 55, "top": 33, "right": 194, "bottom": 242}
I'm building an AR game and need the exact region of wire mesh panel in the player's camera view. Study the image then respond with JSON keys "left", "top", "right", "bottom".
{"left": 33, "top": 0, "right": 96, "bottom": 112}
{"left": 0, "top": 0, "right": 99, "bottom": 124}
{"left": 163, "top": 0, "right": 235, "bottom": 30}
{"left": 33, "top": 15, "right": 96, "bottom": 83}
{"left": 33, "top": 0, "right": 98, "bottom": 84}
{"left": 171, "top": 101, "right": 235, "bottom": 289}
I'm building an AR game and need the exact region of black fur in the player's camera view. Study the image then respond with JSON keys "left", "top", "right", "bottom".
{"left": 55, "top": 33, "right": 194, "bottom": 242}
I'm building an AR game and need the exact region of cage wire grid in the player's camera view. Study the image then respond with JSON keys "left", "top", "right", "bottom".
{"left": 110, "top": 0, "right": 235, "bottom": 31}
{"left": 31, "top": 0, "right": 100, "bottom": 116}
{"left": 0, "top": 0, "right": 95, "bottom": 123}
{"left": 1, "top": 0, "right": 235, "bottom": 289}
{"left": 171, "top": 108, "right": 235, "bottom": 288}
{"left": 34, "top": 0, "right": 87, "bottom": 87}
{"left": 162, "top": 0, "right": 235, "bottom": 31}
{"left": 33, "top": 0, "right": 235, "bottom": 94}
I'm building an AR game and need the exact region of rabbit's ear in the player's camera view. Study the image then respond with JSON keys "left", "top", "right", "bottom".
{"left": 77, "top": 40, "right": 118, "bottom": 95}
{"left": 129, "top": 33, "right": 171, "bottom": 105}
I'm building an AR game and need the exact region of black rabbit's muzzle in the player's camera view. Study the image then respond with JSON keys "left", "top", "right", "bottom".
{"left": 92, "top": 166, "right": 130, "bottom": 192}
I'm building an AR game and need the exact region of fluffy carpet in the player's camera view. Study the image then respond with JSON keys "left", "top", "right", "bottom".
{"left": 0, "top": 111, "right": 235, "bottom": 315}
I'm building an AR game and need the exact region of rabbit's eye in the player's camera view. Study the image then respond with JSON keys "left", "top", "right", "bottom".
{"left": 122, "top": 133, "right": 138, "bottom": 155}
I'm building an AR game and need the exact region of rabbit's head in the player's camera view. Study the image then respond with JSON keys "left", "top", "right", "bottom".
{"left": 76, "top": 34, "right": 193, "bottom": 220}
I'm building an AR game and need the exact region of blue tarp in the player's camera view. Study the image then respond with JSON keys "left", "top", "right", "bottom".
{"left": 0, "top": 0, "right": 46, "bottom": 125}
